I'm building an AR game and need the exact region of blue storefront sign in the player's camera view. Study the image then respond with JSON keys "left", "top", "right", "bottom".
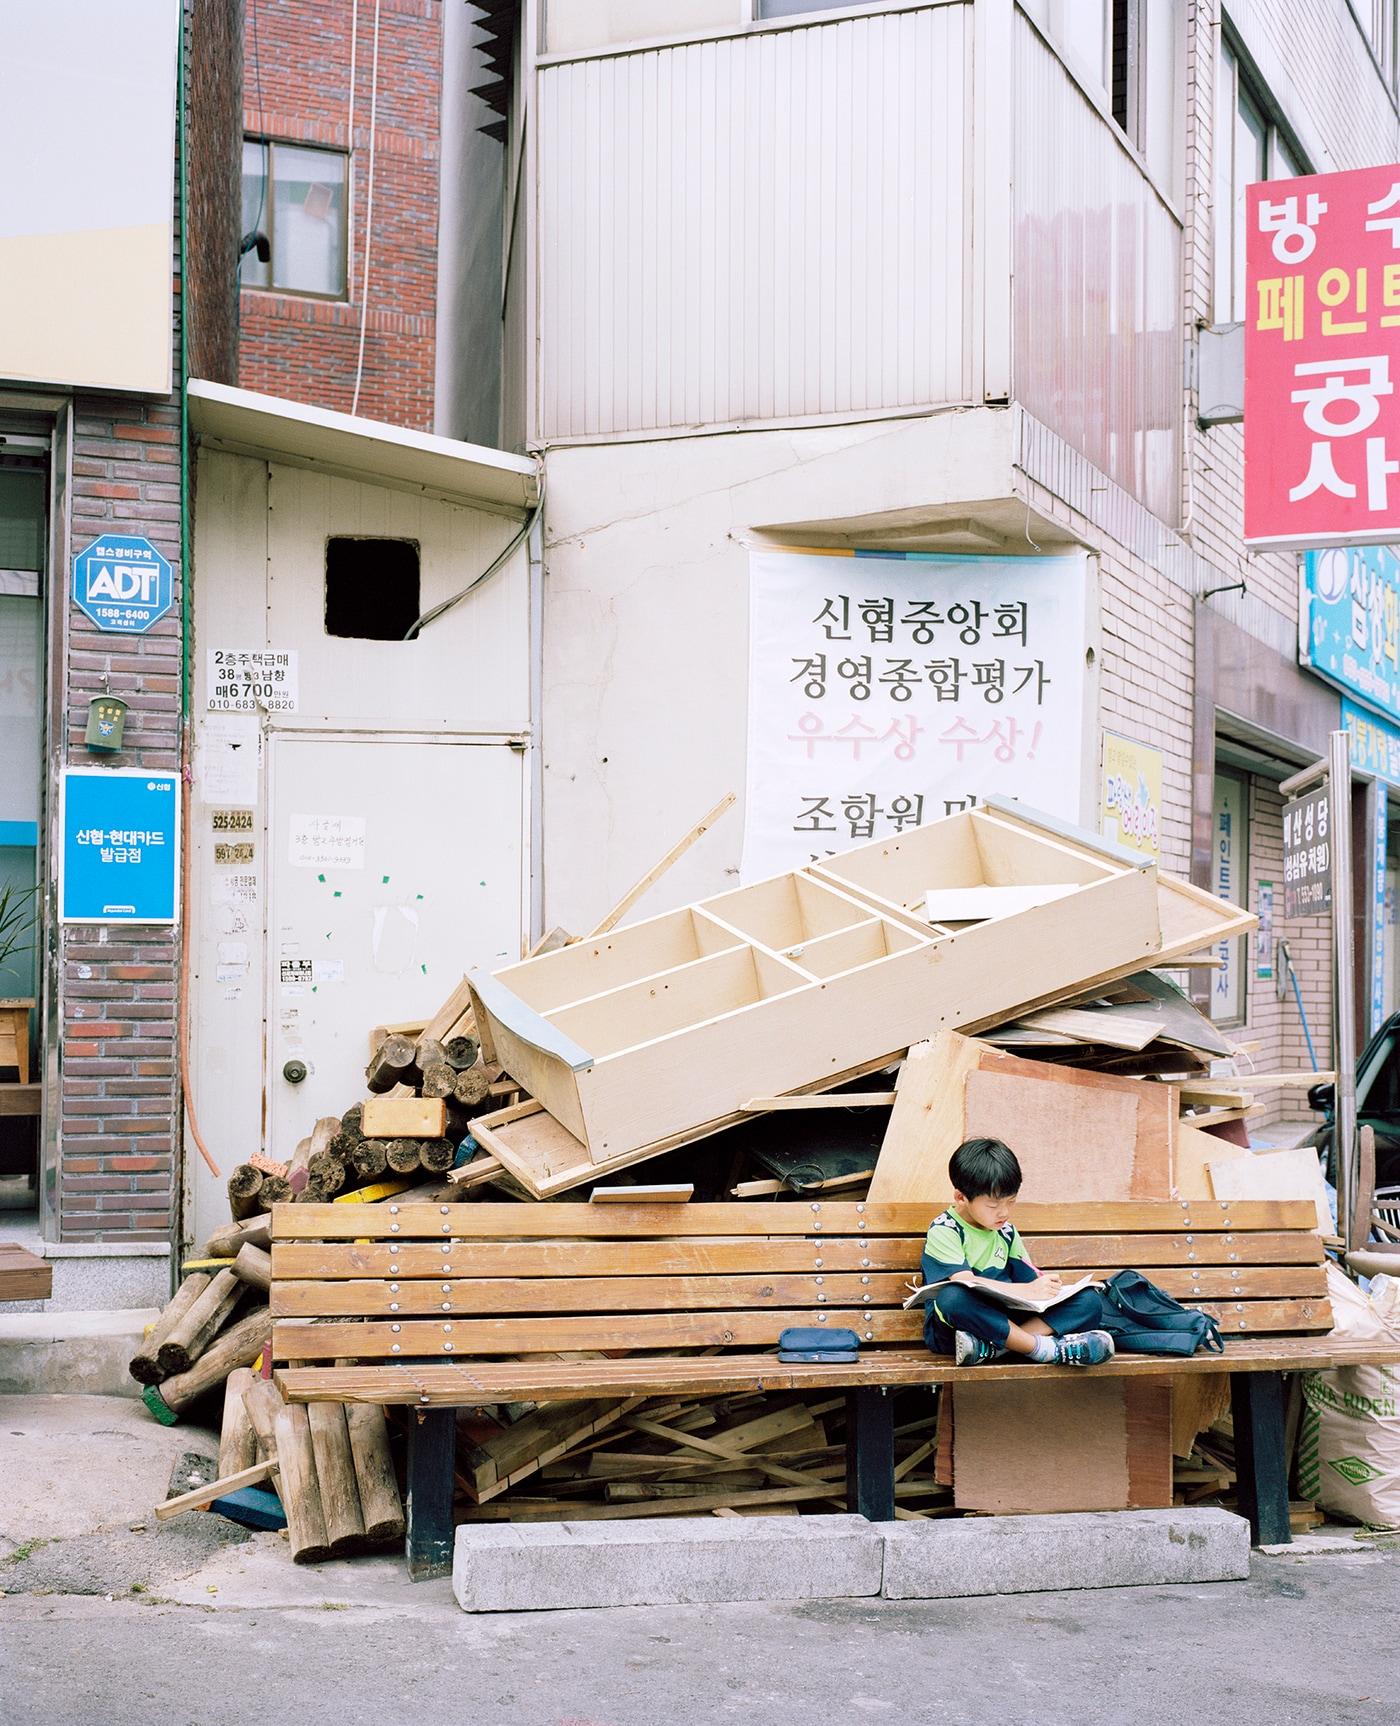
{"left": 60, "top": 769, "right": 179, "bottom": 925}
{"left": 1343, "top": 696, "right": 1400, "bottom": 787}
{"left": 1302, "top": 546, "right": 1400, "bottom": 720}
{"left": 72, "top": 534, "right": 173, "bottom": 635}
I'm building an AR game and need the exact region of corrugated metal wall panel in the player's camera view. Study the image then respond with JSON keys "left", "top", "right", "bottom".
{"left": 537, "top": 4, "right": 974, "bottom": 440}
{"left": 1011, "top": 14, "right": 1181, "bottom": 524}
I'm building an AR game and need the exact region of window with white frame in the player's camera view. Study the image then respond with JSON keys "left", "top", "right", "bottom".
{"left": 1214, "top": 42, "right": 1305, "bottom": 325}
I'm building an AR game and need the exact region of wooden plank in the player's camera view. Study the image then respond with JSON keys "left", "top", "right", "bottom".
{"left": 155, "top": 1460, "right": 274, "bottom": 1519}
{"left": 275, "top": 1335, "right": 1400, "bottom": 1406}
{"left": 0, "top": 1083, "right": 42, "bottom": 1118}
{"left": 460, "top": 1398, "right": 644, "bottom": 1503}
{"left": 1029, "top": 1230, "right": 1325, "bottom": 1268}
{"left": 1011, "top": 1007, "right": 1162, "bottom": 1051}
{"left": 1193, "top": 1296, "right": 1332, "bottom": 1334}
{"left": 590, "top": 1184, "right": 693, "bottom": 1203}
{"left": 740, "top": 1093, "right": 897, "bottom": 1111}
{"left": 271, "top": 1198, "right": 1315, "bottom": 1240}
{"left": 271, "top": 1263, "right": 1327, "bottom": 1320}
{"left": 360, "top": 1096, "right": 448, "bottom": 1139}
{"left": 867, "top": 1035, "right": 983, "bottom": 1203}
{"left": 591, "top": 791, "right": 738, "bottom": 936}
{"left": 1208, "top": 1146, "right": 1333, "bottom": 1235}
{"left": 0, "top": 1242, "right": 51, "bottom": 1302}
{"left": 272, "top": 1237, "right": 926, "bottom": 1280}
{"left": 274, "top": 1308, "right": 926, "bottom": 1359}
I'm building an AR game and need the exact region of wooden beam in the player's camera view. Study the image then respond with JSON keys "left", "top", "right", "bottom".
{"left": 589, "top": 791, "right": 737, "bottom": 937}
{"left": 155, "top": 1460, "right": 273, "bottom": 1519}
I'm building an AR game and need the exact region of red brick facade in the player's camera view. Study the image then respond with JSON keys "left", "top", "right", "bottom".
{"left": 237, "top": 0, "right": 443, "bottom": 429}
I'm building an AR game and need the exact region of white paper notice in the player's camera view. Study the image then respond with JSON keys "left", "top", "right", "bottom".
{"left": 198, "top": 713, "right": 261, "bottom": 806}
{"left": 212, "top": 869, "right": 259, "bottom": 907}
{"left": 740, "top": 548, "right": 1091, "bottom": 879}
{"left": 207, "top": 648, "right": 299, "bottom": 714}
{"left": 313, "top": 958, "right": 345, "bottom": 985}
{"left": 288, "top": 813, "right": 366, "bottom": 871}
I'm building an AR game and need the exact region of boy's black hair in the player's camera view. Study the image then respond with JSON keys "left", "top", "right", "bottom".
{"left": 948, "top": 1137, "right": 1022, "bottom": 1200}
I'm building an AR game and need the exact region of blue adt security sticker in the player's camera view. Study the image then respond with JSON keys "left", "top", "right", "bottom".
{"left": 60, "top": 770, "right": 179, "bottom": 925}
{"left": 72, "top": 535, "right": 173, "bottom": 634}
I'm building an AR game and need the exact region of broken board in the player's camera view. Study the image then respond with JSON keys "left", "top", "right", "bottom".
{"left": 1206, "top": 1146, "right": 1332, "bottom": 1236}
{"left": 867, "top": 1032, "right": 1175, "bottom": 1205}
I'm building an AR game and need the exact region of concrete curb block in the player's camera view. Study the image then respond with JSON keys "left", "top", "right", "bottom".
{"left": 879, "top": 1508, "right": 1251, "bottom": 1598}
{"left": 0, "top": 1309, "right": 156, "bottom": 1398}
{"left": 452, "top": 1508, "right": 1252, "bottom": 1612}
{"left": 453, "top": 1513, "right": 885, "bottom": 1612}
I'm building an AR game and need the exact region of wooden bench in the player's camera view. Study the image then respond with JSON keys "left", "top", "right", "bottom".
{"left": 0, "top": 1241, "right": 50, "bottom": 1302}
{"left": 271, "top": 1198, "right": 1400, "bottom": 1578}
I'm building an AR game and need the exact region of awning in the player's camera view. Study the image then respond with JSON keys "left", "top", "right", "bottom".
{"left": 187, "top": 380, "right": 540, "bottom": 517}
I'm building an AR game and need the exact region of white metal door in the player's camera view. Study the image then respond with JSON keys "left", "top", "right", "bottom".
{"left": 265, "top": 733, "right": 524, "bottom": 1155}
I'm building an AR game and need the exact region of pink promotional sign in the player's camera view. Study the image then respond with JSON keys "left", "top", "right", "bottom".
{"left": 1246, "top": 165, "right": 1400, "bottom": 548}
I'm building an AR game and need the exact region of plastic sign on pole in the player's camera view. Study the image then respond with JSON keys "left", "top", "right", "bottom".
{"left": 59, "top": 769, "right": 179, "bottom": 925}
{"left": 1245, "top": 164, "right": 1400, "bottom": 549}
{"left": 72, "top": 534, "right": 174, "bottom": 634}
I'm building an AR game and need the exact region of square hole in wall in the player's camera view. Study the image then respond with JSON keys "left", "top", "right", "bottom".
{"left": 324, "top": 537, "right": 421, "bottom": 640}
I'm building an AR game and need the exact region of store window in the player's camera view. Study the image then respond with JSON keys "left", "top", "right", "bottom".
{"left": 240, "top": 138, "right": 348, "bottom": 299}
{"left": 1211, "top": 766, "right": 1250, "bottom": 1025}
{"left": 1214, "top": 41, "right": 1305, "bottom": 324}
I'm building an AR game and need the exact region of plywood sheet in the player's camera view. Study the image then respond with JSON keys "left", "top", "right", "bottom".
{"left": 869, "top": 1031, "right": 1173, "bottom": 1204}
{"left": 1174, "top": 1121, "right": 1248, "bottom": 1201}
{"left": 1207, "top": 1146, "right": 1331, "bottom": 1235}
{"left": 964, "top": 1069, "right": 1140, "bottom": 1202}
{"left": 952, "top": 1378, "right": 1130, "bottom": 1512}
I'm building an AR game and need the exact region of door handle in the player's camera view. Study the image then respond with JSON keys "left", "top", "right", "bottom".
{"left": 282, "top": 1059, "right": 308, "bottom": 1084}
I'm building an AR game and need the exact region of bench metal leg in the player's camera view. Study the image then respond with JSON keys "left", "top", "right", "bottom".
{"left": 1231, "top": 1371, "right": 1291, "bottom": 1547}
{"left": 846, "top": 1387, "right": 895, "bottom": 1521}
{"left": 406, "top": 1407, "right": 456, "bottom": 1580}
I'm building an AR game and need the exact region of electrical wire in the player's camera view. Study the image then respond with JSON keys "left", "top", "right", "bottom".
{"left": 402, "top": 477, "right": 545, "bottom": 641}
{"left": 350, "top": 0, "right": 382, "bottom": 417}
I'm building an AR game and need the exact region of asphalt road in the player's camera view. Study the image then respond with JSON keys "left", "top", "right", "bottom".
{"left": 3, "top": 1548, "right": 1398, "bottom": 1726}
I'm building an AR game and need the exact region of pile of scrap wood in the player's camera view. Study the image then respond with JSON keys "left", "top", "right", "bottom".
{"left": 144, "top": 797, "right": 1341, "bottom": 1553}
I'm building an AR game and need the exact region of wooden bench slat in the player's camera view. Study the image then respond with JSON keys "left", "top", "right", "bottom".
{"left": 270, "top": 1227, "right": 1324, "bottom": 1282}
{"left": 271, "top": 1198, "right": 1320, "bottom": 1240}
{"left": 272, "top": 1263, "right": 1329, "bottom": 1318}
{"left": 276, "top": 1335, "right": 1400, "bottom": 1406}
{"left": 273, "top": 1290, "right": 1332, "bottom": 1360}
{"left": 0, "top": 1242, "right": 52, "bottom": 1303}
{"left": 271, "top": 1238, "right": 926, "bottom": 1278}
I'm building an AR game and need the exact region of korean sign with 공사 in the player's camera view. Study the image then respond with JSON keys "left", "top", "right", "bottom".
{"left": 1283, "top": 787, "right": 1331, "bottom": 918}
{"left": 741, "top": 548, "right": 1090, "bottom": 879}
{"left": 1246, "top": 165, "right": 1400, "bottom": 549}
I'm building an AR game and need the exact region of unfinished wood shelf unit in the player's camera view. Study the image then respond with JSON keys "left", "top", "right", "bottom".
{"left": 468, "top": 803, "right": 1169, "bottom": 1192}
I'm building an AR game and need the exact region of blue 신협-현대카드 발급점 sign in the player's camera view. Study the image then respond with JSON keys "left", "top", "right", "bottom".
{"left": 60, "top": 769, "right": 179, "bottom": 925}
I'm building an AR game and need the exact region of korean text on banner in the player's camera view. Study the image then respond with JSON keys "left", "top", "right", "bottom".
{"left": 1246, "top": 165, "right": 1400, "bottom": 548}
{"left": 741, "top": 549, "right": 1090, "bottom": 879}
{"left": 1100, "top": 731, "right": 1162, "bottom": 855}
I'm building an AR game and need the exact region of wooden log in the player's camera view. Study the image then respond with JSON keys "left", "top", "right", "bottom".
{"left": 386, "top": 1138, "right": 423, "bottom": 1174}
{"left": 244, "top": 1375, "right": 283, "bottom": 1465}
{"left": 147, "top": 1307, "right": 271, "bottom": 1418}
{"left": 204, "top": 1215, "right": 271, "bottom": 1259}
{"left": 443, "top": 1035, "right": 480, "bottom": 1072}
{"left": 307, "top": 1401, "right": 367, "bottom": 1555}
{"left": 420, "top": 1062, "right": 458, "bottom": 1100}
{"left": 329, "top": 1130, "right": 361, "bottom": 1161}
{"left": 344, "top": 1402, "right": 406, "bottom": 1543}
{"left": 366, "top": 1033, "right": 416, "bottom": 1094}
{"left": 258, "top": 1175, "right": 292, "bottom": 1206}
{"left": 219, "top": 1367, "right": 258, "bottom": 1476}
{"left": 274, "top": 1403, "right": 335, "bottom": 1564}
{"left": 340, "top": 1103, "right": 365, "bottom": 1137}
{"left": 350, "top": 1137, "right": 389, "bottom": 1181}
{"left": 417, "top": 1137, "right": 456, "bottom": 1173}
{"left": 452, "top": 1067, "right": 492, "bottom": 1109}
{"left": 227, "top": 1163, "right": 264, "bottom": 1221}
{"left": 156, "top": 1267, "right": 243, "bottom": 1376}
{"left": 414, "top": 1037, "right": 447, "bottom": 1076}
{"left": 306, "top": 1152, "right": 348, "bottom": 1196}
{"left": 232, "top": 1242, "right": 272, "bottom": 1295}
{"left": 128, "top": 1273, "right": 212, "bottom": 1385}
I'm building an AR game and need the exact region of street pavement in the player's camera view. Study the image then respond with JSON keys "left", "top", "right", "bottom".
{"left": 2, "top": 1396, "right": 1397, "bottom": 1726}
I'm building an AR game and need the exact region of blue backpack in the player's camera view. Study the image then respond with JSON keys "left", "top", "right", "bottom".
{"left": 1097, "top": 1268, "right": 1224, "bottom": 1357}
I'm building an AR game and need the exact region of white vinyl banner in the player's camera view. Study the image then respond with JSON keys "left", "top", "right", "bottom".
{"left": 741, "top": 548, "right": 1091, "bottom": 879}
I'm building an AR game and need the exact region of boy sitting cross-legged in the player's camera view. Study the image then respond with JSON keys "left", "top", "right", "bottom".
{"left": 923, "top": 1136, "right": 1116, "bottom": 1368}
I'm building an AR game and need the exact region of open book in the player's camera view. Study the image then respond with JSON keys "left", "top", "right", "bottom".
{"left": 902, "top": 1274, "right": 1101, "bottom": 1315}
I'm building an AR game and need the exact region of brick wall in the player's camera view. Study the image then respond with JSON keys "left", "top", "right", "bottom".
{"left": 236, "top": 0, "right": 443, "bottom": 428}
{"left": 187, "top": 0, "right": 244, "bottom": 384}
{"left": 55, "top": 1, "right": 240, "bottom": 1241}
